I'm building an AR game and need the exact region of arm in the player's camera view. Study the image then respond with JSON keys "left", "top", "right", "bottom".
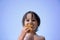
{"left": 18, "top": 32, "right": 26, "bottom": 40}
{"left": 18, "top": 27, "right": 30, "bottom": 40}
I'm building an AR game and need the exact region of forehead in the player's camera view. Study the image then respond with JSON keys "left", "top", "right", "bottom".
{"left": 26, "top": 13, "right": 35, "bottom": 19}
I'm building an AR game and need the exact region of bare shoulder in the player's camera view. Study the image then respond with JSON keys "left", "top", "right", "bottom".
{"left": 39, "top": 35, "right": 45, "bottom": 40}
{"left": 34, "top": 34, "right": 45, "bottom": 40}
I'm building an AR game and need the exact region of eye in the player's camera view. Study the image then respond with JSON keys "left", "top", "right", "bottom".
{"left": 32, "top": 19, "right": 36, "bottom": 22}
{"left": 26, "top": 19, "right": 29, "bottom": 22}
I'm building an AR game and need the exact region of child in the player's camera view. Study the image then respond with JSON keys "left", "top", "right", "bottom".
{"left": 18, "top": 11, "right": 45, "bottom": 40}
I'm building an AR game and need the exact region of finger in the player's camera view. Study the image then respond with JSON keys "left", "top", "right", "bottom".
{"left": 23, "top": 26, "right": 27, "bottom": 29}
{"left": 26, "top": 28, "right": 30, "bottom": 32}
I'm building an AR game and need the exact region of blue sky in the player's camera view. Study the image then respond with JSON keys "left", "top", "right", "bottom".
{"left": 0, "top": 0, "right": 60, "bottom": 40}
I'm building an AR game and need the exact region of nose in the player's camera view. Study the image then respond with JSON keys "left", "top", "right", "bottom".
{"left": 29, "top": 20, "right": 32, "bottom": 24}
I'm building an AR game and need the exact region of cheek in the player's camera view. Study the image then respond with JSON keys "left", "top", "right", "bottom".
{"left": 33, "top": 22, "right": 38, "bottom": 26}
{"left": 33, "top": 22, "right": 38, "bottom": 29}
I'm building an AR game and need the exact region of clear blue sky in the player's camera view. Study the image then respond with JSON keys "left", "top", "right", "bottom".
{"left": 0, "top": 0, "right": 60, "bottom": 40}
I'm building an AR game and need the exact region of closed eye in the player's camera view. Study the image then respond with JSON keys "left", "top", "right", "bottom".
{"left": 32, "top": 20, "right": 36, "bottom": 21}
{"left": 26, "top": 19, "right": 29, "bottom": 22}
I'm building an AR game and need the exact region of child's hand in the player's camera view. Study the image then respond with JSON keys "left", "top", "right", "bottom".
{"left": 22, "top": 26, "right": 34, "bottom": 40}
{"left": 24, "top": 23, "right": 35, "bottom": 33}
{"left": 18, "top": 27, "right": 30, "bottom": 40}
{"left": 22, "top": 27, "right": 30, "bottom": 34}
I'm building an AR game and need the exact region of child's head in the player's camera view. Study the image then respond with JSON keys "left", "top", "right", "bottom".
{"left": 22, "top": 11, "right": 41, "bottom": 32}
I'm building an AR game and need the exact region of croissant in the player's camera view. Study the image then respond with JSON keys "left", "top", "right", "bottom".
{"left": 25, "top": 24, "right": 34, "bottom": 33}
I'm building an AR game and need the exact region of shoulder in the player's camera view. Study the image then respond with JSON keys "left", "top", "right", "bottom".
{"left": 34, "top": 34, "right": 45, "bottom": 40}
{"left": 39, "top": 35, "right": 45, "bottom": 40}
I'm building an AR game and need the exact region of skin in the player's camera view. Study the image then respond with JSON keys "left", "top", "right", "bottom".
{"left": 18, "top": 13, "right": 45, "bottom": 40}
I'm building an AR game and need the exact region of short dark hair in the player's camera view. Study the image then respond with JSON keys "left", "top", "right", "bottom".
{"left": 22, "top": 11, "right": 41, "bottom": 27}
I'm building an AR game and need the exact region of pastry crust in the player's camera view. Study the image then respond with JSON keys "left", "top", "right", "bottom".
{"left": 25, "top": 24, "right": 33, "bottom": 33}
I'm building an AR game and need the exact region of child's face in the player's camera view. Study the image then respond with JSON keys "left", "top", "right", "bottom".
{"left": 24, "top": 13, "right": 38, "bottom": 31}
